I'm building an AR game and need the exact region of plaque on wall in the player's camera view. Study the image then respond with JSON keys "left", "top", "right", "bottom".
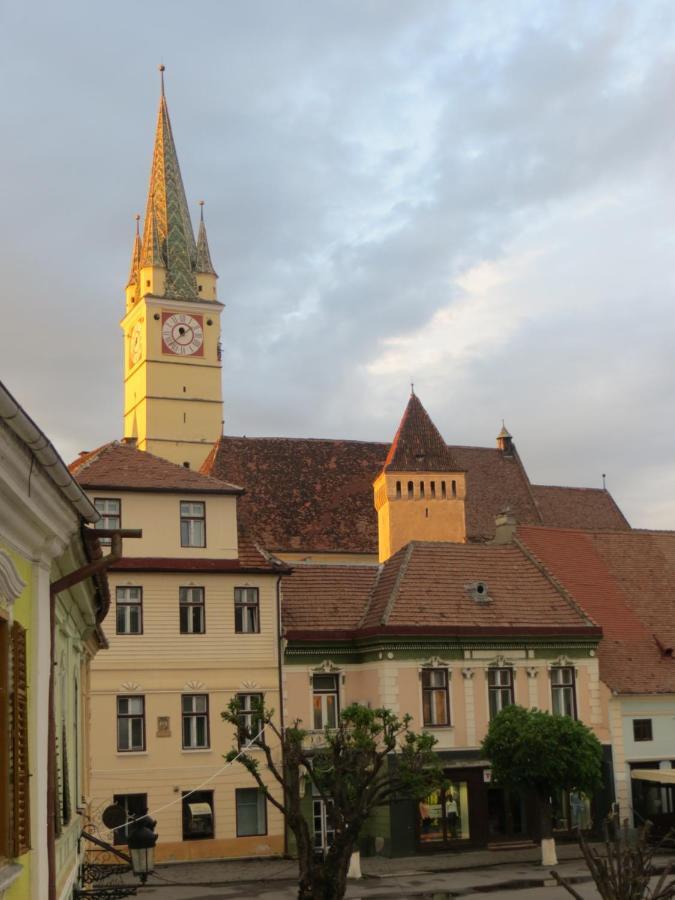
{"left": 157, "top": 716, "right": 171, "bottom": 737}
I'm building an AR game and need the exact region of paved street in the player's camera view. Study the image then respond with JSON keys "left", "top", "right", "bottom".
{"left": 126, "top": 850, "right": 674, "bottom": 900}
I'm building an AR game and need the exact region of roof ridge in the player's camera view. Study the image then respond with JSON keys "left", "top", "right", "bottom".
{"left": 69, "top": 441, "right": 117, "bottom": 474}
{"left": 380, "top": 543, "right": 415, "bottom": 626}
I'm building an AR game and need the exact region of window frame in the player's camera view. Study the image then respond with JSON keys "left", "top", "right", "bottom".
{"left": 116, "top": 585, "right": 143, "bottom": 635}
{"left": 182, "top": 694, "right": 210, "bottom": 750}
{"left": 633, "top": 718, "right": 653, "bottom": 742}
{"left": 116, "top": 695, "right": 146, "bottom": 752}
{"left": 180, "top": 500, "right": 206, "bottom": 548}
{"left": 235, "top": 692, "right": 264, "bottom": 746}
{"left": 488, "top": 667, "right": 514, "bottom": 720}
{"left": 551, "top": 666, "right": 577, "bottom": 719}
{"left": 94, "top": 497, "right": 121, "bottom": 546}
{"left": 235, "top": 788, "right": 268, "bottom": 837}
{"left": 179, "top": 586, "right": 205, "bottom": 634}
{"left": 112, "top": 793, "right": 148, "bottom": 845}
{"left": 421, "top": 668, "right": 451, "bottom": 727}
{"left": 312, "top": 674, "right": 340, "bottom": 730}
{"left": 234, "top": 587, "right": 260, "bottom": 634}
{"left": 181, "top": 789, "right": 214, "bottom": 841}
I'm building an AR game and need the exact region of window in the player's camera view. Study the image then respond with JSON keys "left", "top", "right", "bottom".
{"left": 633, "top": 719, "right": 653, "bottom": 742}
{"left": 313, "top": 798, "right": 335, "bottom": 857}
{"left": 551, "top": 667, "right": 576, "bottom": 718}
{"left": 488, "top": 668, "right": 513, "bottom": 719}
{"left": 2, "top": 620, "right": 30, "bottom": 858}
{"left": 182, "top": 695, "right": 209, "bottom": 749}
{"left": 112, "top": 793, "right": 147, "bottom": 845}
{"left": 234, "top": 587, "right": 260, "bottom": 634}
{"left": 116, "top": 586, "right": 143, "bottom": 634}
{"left": 313, "top": 674, "right": 339, "bottom": 730}
{"left": 422, "top": 669, "right": 450, "bottom": 726}
{"left": 117, "top": 696, "right": 145, "bottom": 751}
{"left": 180, "top": 501, "right": 205, "bottom": 547}
{"left": 236, "top": 692, "right": 263, "bottom": 746}
{"left": 180, "top": 587, "right": 205, "bottom": 634}
{"left": 182, "top": 790, "right": 214, "bottom": 840}
{"left": 420, "top": 481, "right": 425, "bottom": 498}
{"left": 430, "top": 481, "right": 436, "bottom": 498}
{"left": 94, "top": 498, "right": 120, "bottom": 546}
{"left": 396, "top": 481, "right": 401, "bottom": 498}
{"left": 407, "top": 481, "right": 414, "bottom": 499}
{"left": 236, "top": 788, "right": 267, "bottom": 836}
{"left": 441, "top": 481, "right": 447, "bottom": 499}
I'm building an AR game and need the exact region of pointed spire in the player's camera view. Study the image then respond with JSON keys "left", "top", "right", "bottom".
{"left": 496, "top": 421, "right": 514, "bottom": 454}
{"left": 140, "top": 66, "right": 198, "bottom": 299}
{"left": 126, "top": 215, "right": 142, "bottom": 287}
{"left": 382, "top": 394, "right": 460, "bottom": 473}
{"left": 195, "top": 201, "right": 217, "bottom": 275}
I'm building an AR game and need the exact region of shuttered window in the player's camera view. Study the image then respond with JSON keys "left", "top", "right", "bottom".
{"left": 10, "top": 621, "right": 30, "bottom": 857}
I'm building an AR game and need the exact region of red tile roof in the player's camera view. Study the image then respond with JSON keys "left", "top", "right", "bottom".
{"left": 517, "top": 526, "right": 675, "bottom": 693}
{"left": 70, "top": 441, "right": 242, "bottom": 494}
{"left": 205, "top": 436, "right": 629, "bottom": 553}
{"left": 282, "top": 541, "right": 598, "bottom": 640}
{"left": 382, "top": 393, "right": 461, "bottom": 473}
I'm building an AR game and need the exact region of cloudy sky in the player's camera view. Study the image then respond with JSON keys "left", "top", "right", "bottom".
{"left": 2, "top": 1, "right": 675, "bottom": 527}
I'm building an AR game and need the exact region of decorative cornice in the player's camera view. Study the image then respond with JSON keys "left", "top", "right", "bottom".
{"left": 0, "top": 549, "right": 26, "bottom": 606}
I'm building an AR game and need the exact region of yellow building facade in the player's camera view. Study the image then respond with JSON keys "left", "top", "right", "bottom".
{"left": 70, "top": 74, "right": 287, "bottom": 865}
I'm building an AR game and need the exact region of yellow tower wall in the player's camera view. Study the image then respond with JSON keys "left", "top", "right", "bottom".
{"left": 374, "top": 470, "right": 467, "bottom": 562}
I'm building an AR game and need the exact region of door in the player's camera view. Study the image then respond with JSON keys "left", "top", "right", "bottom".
{"left": 418, "top": 774, "right": 473, "bottom": 847}
{"left": 487, "top": 787, "right": 527, "bottom": 842}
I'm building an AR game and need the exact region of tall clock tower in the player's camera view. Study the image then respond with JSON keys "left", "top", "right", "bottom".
{"left": 121, "top": 68, "right": 223, "bottom": 470}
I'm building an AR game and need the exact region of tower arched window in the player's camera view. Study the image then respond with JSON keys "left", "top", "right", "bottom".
{"left": 407, "top": 481, "right": 414, "bottom": 499}
{"left": 441, "top": 481, "right": 447, "bottom": 499}
{"left": 451, "top": 480, "right": 457, "bottom": 498}
{"left": 395, "top": 481, "right": 401, "bottom": 499}
{"left": 419, "top": 481, "right": 425, "bottom": 498}
{"left": 430, "top": 481, "right": 436, "bottom": 498}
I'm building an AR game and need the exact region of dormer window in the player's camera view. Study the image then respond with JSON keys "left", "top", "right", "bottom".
{"left": 466, "top": 581, "right": 491, "bottom": 603}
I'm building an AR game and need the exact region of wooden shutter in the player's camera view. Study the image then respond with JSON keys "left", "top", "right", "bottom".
{"left": 10, "top": 621, "right": 30, "bottom": 856}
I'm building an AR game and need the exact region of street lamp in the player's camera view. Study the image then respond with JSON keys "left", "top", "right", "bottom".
{"left": 127, "top": 815, "right": 158, "bottom": 884}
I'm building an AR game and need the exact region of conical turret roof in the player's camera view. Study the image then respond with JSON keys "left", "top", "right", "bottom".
{"left": 195, "top": 201, "right": 217, "bottom": 275}
{"left": 382, "top": 393, "right": 462, "bottom": 473}
{"left": 126, "top": 215, "right": 142, "bottom": 288}
{"left": 140, "top": 70, "right": 198, "bottom": 299}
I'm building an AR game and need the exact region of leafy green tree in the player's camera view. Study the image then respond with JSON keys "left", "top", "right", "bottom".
{"left": 223, "top": 700, "right": 442, "bottom": 900}
{"left": 481, "top": 705, "right": 603, "bottom": 865}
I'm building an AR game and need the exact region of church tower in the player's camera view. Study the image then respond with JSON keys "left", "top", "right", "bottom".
{"left": 121, "top": 68, "right": 223, "bottom": 470}
{"left": 373, "top": 393, "right": 467, "bottom": 562}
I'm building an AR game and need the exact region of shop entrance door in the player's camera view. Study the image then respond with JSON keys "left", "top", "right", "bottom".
{"left": 487, "top": 787, "right": 528, "bottom": 843}
{"left": 418, "top": 770, "right": 479, "bottom": 847}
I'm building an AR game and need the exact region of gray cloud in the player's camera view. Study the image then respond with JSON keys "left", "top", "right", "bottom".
{"left": 2, "top": 1, "right": 675, "bottom": 527}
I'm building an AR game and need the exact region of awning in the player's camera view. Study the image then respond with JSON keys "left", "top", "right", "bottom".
{"left": 188, "top": 802, "right": 213, "bottom": 817}
{"left": 630, "top": 769, "right": 675, "bottom": 785}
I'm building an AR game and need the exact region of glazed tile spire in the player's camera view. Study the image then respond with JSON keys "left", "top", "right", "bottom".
{"left": 195, "top": 201, "right": 217, "bottom": 275}
{"left": 140, "top": 66, "right": 198, "bottom": 299}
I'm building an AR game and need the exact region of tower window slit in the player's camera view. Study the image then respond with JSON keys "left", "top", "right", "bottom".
{"left": 451, "top": 479, "right": 457, "bottom": 498}
{"left": 441, "top": 481, "right": 447, "bottom": 499}
{"left": 183, "top": 413, "right": 186, "bottom": 423}
{"left": 407, "top": 481, "right": 414, "bottom": 499}
{"left": 395, "top": 481, "right": 401, "bottom": 499}
{"left": 430, "top": 480, "right": 436, "bottom": 498}
{"left": 419, "top": 481, "right": 425, "bottom": 498}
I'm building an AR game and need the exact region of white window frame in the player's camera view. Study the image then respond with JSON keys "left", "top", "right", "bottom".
{"left": 117, "top": 695, "right": 145, "bottom": 752}
{"left": 182, "top": 694, "right": 209, "bottom": 749}
{"left": 551, "top": 666, "right": 577, "bottom": 718}
{"left": 116, "top": 586, "right": 142, "bottom": 635}
{"left": 179, "top": 586, "right": 205, "bottom": 634}
{"left": 488, "top": 667, "right": 514, "bottom": 720}
{"left": 312, "top": 674, "right": 339, "bottom": 730}
{"left": 180, "top": 501, "right": 206, "bottom": 548}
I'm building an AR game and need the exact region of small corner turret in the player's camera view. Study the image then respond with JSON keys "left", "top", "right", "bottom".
{"left": 373, "top": 392, "right": 467, "bottom": 562}
{"left": 496, "top": 422, "right": 514, "bottom": 455}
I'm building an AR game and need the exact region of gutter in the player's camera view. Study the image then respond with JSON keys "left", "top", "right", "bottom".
{"left": 0, "top": 380, "right": 99, "bottom": 522}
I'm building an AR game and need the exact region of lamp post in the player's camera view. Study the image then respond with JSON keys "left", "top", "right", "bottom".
{"left": 126, "top": 815, "right": 158, "bottom": 884}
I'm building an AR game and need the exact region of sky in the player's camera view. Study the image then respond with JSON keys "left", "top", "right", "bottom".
{"left": 1, "top": 1, "right": 675, "bottom": 527}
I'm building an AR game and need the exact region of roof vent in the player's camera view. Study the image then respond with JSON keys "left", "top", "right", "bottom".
{"left": 466, "top": 581, "right": 492, "bottom": 603}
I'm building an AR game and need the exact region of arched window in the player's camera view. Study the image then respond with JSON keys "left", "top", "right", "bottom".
{"left": 407, "top": 481, "right": 414, "bottom": 499}
{"left": 451, "top": 480, "right": 457, "bottom": 498}
{"left": 430, "top": 481, "right": 436, "bottom": 498}
{"left": 419, "top": 481, "right": 425, "bottom": 498}
{"left": 441, "top": 481, "right": 447, "bottom": 499}
{"left": 396, "top": 481, "right": 401, "bottom": 499}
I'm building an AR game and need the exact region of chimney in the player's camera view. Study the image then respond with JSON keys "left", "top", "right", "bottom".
{"left": 122, "top": 436, "right": 137, "bottom": 447}
{"left": 496, "top": 422, "right": 514, "bottom": 455}
{"left": 493, "top": 508, "right": 517, "bottom": 544}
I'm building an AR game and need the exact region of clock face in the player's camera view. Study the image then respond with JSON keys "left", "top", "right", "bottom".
{"left": 129, "top": 323, "right": 143, "bottom": 366}
{"left": 161, "top": 312, "right": 204, "bottom": 357}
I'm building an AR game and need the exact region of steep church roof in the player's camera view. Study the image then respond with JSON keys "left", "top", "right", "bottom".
{"left": 382, "top": 392, "right": 461, "bottom": 473}
{"left": 204, "top": 433, "right": 629, "bottom": 553}
{"left": 138, "top": 67, "right": 198, "bottom": 299}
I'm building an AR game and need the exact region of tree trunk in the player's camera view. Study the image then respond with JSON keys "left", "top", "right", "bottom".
{"left": 539, "top": 793, "right": 558, "bottom": 866}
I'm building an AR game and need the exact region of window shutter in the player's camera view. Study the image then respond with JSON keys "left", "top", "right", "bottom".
{"left": 54, "top": 728, "right": 62, "bottom": 837}
{"left": 61, "top": 721, "right": 71, "bottom": 826}
{"left": 10, "top": 621, "right": 30, "bottom": 856}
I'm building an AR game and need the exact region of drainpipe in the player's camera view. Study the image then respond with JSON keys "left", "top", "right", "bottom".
{"left": 275, "top": 574, "right": 288, "bottom": 857}
{"left": 48, "top": 529, "right": 141, "bottom": 900}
